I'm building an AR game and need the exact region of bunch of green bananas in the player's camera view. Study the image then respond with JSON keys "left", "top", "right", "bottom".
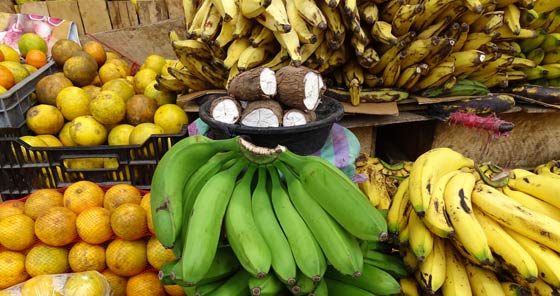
{"left": 386, "top": 147, "right": 560, "bottom": 295}
{"left": 162, "top": 0, "right": 560, "bottom": 106}
{"left": 150, "top": 134, "right": 398, "bottom": 294}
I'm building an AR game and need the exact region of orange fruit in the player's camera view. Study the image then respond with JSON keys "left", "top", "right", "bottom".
{"left": 76, "top": 206, "right": 114, "bottom": 244}
{"left": 105, "top": 58, "right": 131, "bottom": 76}
{"left": 110, "top": 203, "right": 148, "bottom": 241}
{"left": 98, "top": 62, "right": 127, "bottom": 83}
{"left": 0, "top": 214, "right": 35, "bottom": 251}
{"left": 58, "top": 122, "right": 77, "bottom": 146}
{"left": 0, "top": 250, "right": 29, "bottom": 289}
{"left": 26, "top": 104, "right": 65, "bottom": 135}
{"left": 35, "top": 134, "right": 63, "bottom": 147}
{"left": 82, "top": 40, "right": 107, "bottom": 67}
{"left": 25, "top": 49, "right": 47, "bottom": 69}
{"left": 126, "top": 271, "right": 165, "bottom": 296}
{"left": 34, "top": 207, "right": 77, "bottom": 246}
{"left": 105, "top": 238, "right": 147, "bottom": 277}
{"left": 24, "top": 189, "right": 64, "bottom": 220}
{"left": 103, "top": 184, "right": 142, "bottom": 211}
{"left": 63, "top": 53, "right": 98, "bottom": 86}
{"left": 0, "top": 64, "right": 14, "bottom": 89}
{"left": 63, "top": 180, "right": 105, "bottom": 214}
{"left": 107, "top": 124, "right": 134, "bottom": 146}
{"left": 140, "top": 192, "right": 154, "bottom": 234}
{"left": 129, "top": 122, "right": 165, "bottom": 145}
{"left": 20, "top": 273, "right": 65, "bottom": 296}
{"left": 51, "top": 39, "right": 82, "bottom": 66}
{"left": 154, "top": 104, "right": 189, "bottom": 134}
{"left": 164, "top": 285, "right": 187, "bottom": 296}
{"left": 18, "top": 33, "right": 47, "bottom": 56}
{"left": 146, "top": 235, "right": 176, "bottom": 269}
{"left": 101, "top": 269, "right": 128, "bottom": 296}
{"left": 133, "top": 68, "right": 158, "bottom": 94}
{"left": 0, "top": 200, "right": 25, "bottom": 220}
{"left": 25, "top": 244, "right": 69, "bottom": 277}
{"left": 63, "top": 270, "right": 110, "bottom": 296}
{"left": 89, "top": 89, "right": 126, "bottom": 125}
{"left": 101, "top": 78, "right": 135, "bottom": 102}
{"left": 69, "top": 115, "right": 108, "bottom": 146}
{"left": 56, "top": 86, "right": 92, "bottom": 121}
{"left": 68, "top": 242, "right": 106, "bottom": 272}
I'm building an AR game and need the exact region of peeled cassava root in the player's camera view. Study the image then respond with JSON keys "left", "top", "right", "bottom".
{"left": 283, "top": 109, "right": 317, "bottom": 127}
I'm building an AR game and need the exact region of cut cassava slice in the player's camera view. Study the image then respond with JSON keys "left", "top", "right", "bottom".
{"left": 282, "top": 109, "right": 317, "bottom": 127}
{"left": 209, "top": 96, "right": 243, "bottom": 124}
{"left": 275, "top": 66, "right": 326, "bottom": 112}
{"left": 228, "top": 66, "right": 277, "bottom": 101}
{"left": 240, "top": 100, "right": 283, "bottom": 128}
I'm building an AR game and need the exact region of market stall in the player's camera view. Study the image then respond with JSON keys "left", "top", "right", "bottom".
{"left": 1, "top": 0, "right": 560, "bottom": 295}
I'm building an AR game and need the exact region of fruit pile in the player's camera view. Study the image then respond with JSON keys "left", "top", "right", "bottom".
{"left": 378, "top": 148, "right": 560, "bottom": 295}
{"left": 149, "top": 135, "right": 402, "bottom": 294}
{"left": 15, "top": 38, "right": 190, "bottom": 169}
{"left": 0, "top": 33, "right": 49, "bottom": 93}
{"left": 0, "top": 182, "right": 183, "bottom": 296}
{"left": 161, "top": 0, "right": 560, "bottom": 106}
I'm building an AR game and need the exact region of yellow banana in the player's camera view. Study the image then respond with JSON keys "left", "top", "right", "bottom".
{"left": 423, "top": 170, "right": 459, "bottom": 239}
{"left": 317, "top": 1, "right": 345, "bottom": 41}
{"left": 240, "top": 0, "right": 272, "bottom": 18}
{"left": 295, "top": 0, "right": 327, "bottom": 29}
{"left": 273, "top": 29, "right": 302, "bottom": 66}
{"left": 213, "top": 20, "right": 235, "bottom": 48}
{"left": 358, "top": 1, "right": 379, "bottom": 25}
{"left": 408, "top": 210, "right": 434, "bottom": 262}
{"left": 371, "top": 20, "right": 398, "bottom": 46}
{"left": 533, "top": 0, "right": 560, "bottom": 14}
{"left": 473, "top": 207, "right": 539, "bottom": 283}
{"left": 223, "top": 37, "right": 252, "bottom": 69}
{"left": 286, "top": 0, "right": 317, "bottom": 44}
{"left": 392, "top": 4, "right": 425, "bottom": 37}
{"left": 187, "top": 0, "right": 213, "bottom": 39}
{"left": 387, "top": 178, "right": 410, "bottom": 237}
{"left": 472, "top": 183, "right": 560, "bottom": 254}
{"left": 381, "top": 50, "right": 403, "bottom": 87}
{"left": 237, "top": 43, "right": 275, "bottom": 71}
{"left": 183, "top": 0, "right": 198, "bottom": 28}
{"left": 471, "top": 11, "right": 504, "bottom": 34}
{"left": 256, "top": 0, "right": 291, "bottom": 33}
{"left": 410, "top": 60, "right": 455, "bottom": 92}
{"left": 506, "top": 228, "right": 560, "bottom": 288}
{"left": 200, "top": 4, "right": 222, "bottom": 42}
{"left": 400, "top": 277, "right": 420, "bottom": 296}
{"left": 444, "top": 172, "right": 494, "bottom": 266}
{"left": 504, "top": 4, "right": 522, "bottom": 35}
{"left": 465, "top": 262, "right": 505, "bottom": 295}
{"left": 395, "top": 63, "right": 424, "bottom": 89}
{"left": 442, "top": 240, "right": 472, "bottom": 296}
{"left": 342, "top": 59, "right": 364, "bottom": 106}
{"left": 415, "top": 236, "right": 446, "bottom": 294}
{"left": 211, "top": 0, "right": 238, "bottom": 22}
{"left": 233, "top": 13, "right": 253, "bottom": 39}
{"left": 249, "top": 25, "right": 275, "bottom": 47}
{"left": 447, "top": 50, "right": 487, "bottom": 78}
{"left": 462, "top": 32, "right": 499, "bottom": 51}
{"left": 416, "top": 15, "right": 454, "bottom": 40}
{"left": 508, "top": 173, "right": 560, "bottom": 209}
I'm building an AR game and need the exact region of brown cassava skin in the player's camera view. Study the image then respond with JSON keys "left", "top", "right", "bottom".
{"left": 209, "top": 96, "right": 243, "bottom": 124}
{"left": 228, "top": 67, "right": 276, "bottom": 101}
{"left": 240, "top": 100, "right": 284, "bottom": 127}
{"left": 275, "top": 66, "right": 325, "bottom": 111}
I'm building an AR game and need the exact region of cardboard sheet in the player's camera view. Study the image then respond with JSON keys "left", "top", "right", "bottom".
{"left": 342, "top": 101, "right": 399, "bottom": 115}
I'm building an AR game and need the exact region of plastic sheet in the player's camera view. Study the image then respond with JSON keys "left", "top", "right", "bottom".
{"left": 1, "top": 271, "right": 111, "bottom": 295}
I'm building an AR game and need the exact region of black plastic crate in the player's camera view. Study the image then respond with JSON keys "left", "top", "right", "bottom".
{"left": 0, "top": 60, "right": 58, "bottom": 128}
{"left": 1, "top": 124, "right": 188, "bottom": 200}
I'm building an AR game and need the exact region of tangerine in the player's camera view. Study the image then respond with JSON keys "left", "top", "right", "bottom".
{"left": 25, "top": 49, "right": 47, "bottom": 69}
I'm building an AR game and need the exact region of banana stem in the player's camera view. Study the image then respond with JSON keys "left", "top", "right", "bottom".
{"left": 238, "top": 137, "right": 283, "bottom": 165}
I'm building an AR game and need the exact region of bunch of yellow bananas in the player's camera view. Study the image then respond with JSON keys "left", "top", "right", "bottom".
{"left": 355, "top": 154, "right": 413, "bottom": 210}
{"left": 385, "top": 147, "right": 560, "bottom": 295}
{"left": 164, "top": 0, "right": 560, "bottom": 106}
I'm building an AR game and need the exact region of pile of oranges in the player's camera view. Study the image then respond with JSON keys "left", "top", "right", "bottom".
{"left": 0, "top": 181, "right": 183, "bottom": 296}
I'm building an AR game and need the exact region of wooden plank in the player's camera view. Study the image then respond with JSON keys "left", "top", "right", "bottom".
{"left": 46, "top": 0, "right": 84, "bottom": 36}
{"left": 107, "top": 1, "right": 139, "bottom": 29}
{"left": 137, "top": 0, "right": 169, "bottom": 25}
{"left": 19, "top": 2, "right": 49, "bottom": 16}
{"left": 431, "top": 111, "right": 560, "bottom": 169}
{"left": 80, "top": 17, "right": 186, "bottom": 65}
{"left": 77, "top": 0, "right": 112, "bottom": 34}
{"left": 0, "top": 0, "right": 16, "bottom": 13}
{"left": 349, "top": 126, "right": 374, "bottom": 157}
{"left": 164, "top": 0, "right": 183, "bottom": 19}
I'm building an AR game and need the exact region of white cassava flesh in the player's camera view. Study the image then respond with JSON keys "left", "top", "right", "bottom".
{"left": 241, "top": 109, "right": 280, "bottom": 127}
{"left": 283, "top": 111, "right": 308, "bottom": 127}
{"left": 260, "top": 67, "right": 277, "bottom": 96}
{"left": 303, "top": 72, "right": 322, "bottom": 110}
{"left": 212, "top": 99, "right": 240, "bottom": 124}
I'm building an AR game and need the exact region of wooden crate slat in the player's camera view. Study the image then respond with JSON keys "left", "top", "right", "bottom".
{"left": 0, "top": 0, "right": 16, "bottom": 13}
{"left": 77, "top": 0, "right": 112, "bottom": 34}
{"left": 164, "top": 0, "right": 183, "bottom": 19}
{"left": 107, "top": 1, "right": 138, "bottom": 30}
{"left": 18, "top": 2, "right": 49, "bottom": 16}
{"left": 46, "top": 0, "right": 85, "bottom": 36}
{"left": 137, "top": 0, "right": 169, "bottom": 25}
